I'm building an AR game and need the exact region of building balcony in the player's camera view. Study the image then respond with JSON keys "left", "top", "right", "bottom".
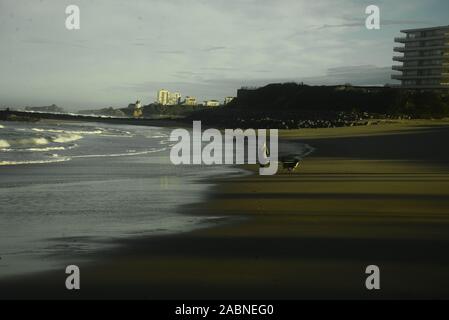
{"left": 394, "top": 34, "right": 449, "bottom": 43}
{"left": 392, "top": 65, "right": 445, "bottom": 71}
{"left": 393, "top": 47, "right": 406, "bottom": 52}
{"left": 394, "top": 44, "right": 449, "bottom": 52}
{"left": 394, "top": 37, "right": 407, "bottom": 43}
{"left": 392, "top": 84, "right": 449, "bottom": 89}
{"left": 393, "top": 55, "right": 449, "bottom": 62}
{"left": 391, "top": 74, "right": 443, "bottom": 80}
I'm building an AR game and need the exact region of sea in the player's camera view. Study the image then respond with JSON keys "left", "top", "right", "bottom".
{"left": 0, "top": 120, "right": 245, "bottom": 278}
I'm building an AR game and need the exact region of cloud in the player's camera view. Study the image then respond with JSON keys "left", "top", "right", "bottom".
{"left": 21, "top": 37, "right": 90, "bottom": 49}
{"left": 0, "top": 0, "right": 445, "bottom": 109}
{"left": 202, "top": 46, "right": 227, "bottom": 52}
{"left": 195, "top": 64, "right": 394, "bottom": 93}
{"left": 156, "top": 50, "right": 186, "bottom": 54}
{"left": 302, "top": 65, "right": 393, "bottom": 86}
{"left": 311, "top": 18, "right": 430, "bottom": 30}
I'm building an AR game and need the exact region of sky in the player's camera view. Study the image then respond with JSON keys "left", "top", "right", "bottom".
{"left": 0, "top": 0, "right": 448, "bottom": 111}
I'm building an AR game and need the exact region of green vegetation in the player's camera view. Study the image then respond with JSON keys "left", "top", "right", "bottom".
{"left": 394, "top": 91, "right": 449, "bottom": 118}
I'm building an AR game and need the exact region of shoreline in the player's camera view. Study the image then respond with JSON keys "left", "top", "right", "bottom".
{"left": 1, "top": 120, "right": 449, "bottom": 299}
{"left": 0, "top": 120, "right": 253, "bottom": 282}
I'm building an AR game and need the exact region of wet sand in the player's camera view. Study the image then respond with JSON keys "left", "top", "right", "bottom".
{"left": 2, "top": 120, "right": 449, "bottom": 299}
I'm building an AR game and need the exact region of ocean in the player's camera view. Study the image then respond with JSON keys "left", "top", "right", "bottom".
{"left": 0, "top": 120, "right": 244, "bottom": 278}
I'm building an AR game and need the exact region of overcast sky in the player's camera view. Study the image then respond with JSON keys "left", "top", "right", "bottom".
{"left": 0, "top": 0, "right": 448, "bottom": 110}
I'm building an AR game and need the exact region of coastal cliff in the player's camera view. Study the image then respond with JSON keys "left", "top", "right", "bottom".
{"left": 187, "top": 83, "right": 449, "bottom": 128}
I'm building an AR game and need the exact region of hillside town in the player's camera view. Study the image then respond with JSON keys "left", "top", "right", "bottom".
{"left": 155, "top": 89, "right": 235, "bottom": 107}
{"left": 121, "top": 90, "right": 236, "bottom": 118}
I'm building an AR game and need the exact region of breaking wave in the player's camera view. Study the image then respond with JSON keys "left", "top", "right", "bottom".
{"left": 0, "top": 138, "right": 50, "bottom": 149}
{"left": 0, "top": 133, "right": 82, "bottom": 150}
{"left": 0, "top": 145, "right": 77, "bottom": 152}
{"left": 0, "top": 156, "right": 71, "bottom": 166}
{"left": 19, "top": 137, "right": 49, "bottom": 145}
{"left": 32, "top": 128, "right": 103, "bottom": 135}
{"left": 72, "top": 147, "right": 167, "bottom": 159}
{"left": 0, "top": 138, "right": 50, "bottom": 148}
{"left": 0, "top": 122, "right": 170, "bottom": 167}
{"left": 52, "top": 133, "right": 83, "bottom": 143}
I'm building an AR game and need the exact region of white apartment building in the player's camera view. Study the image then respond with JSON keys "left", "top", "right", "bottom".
{"left": 157, "top": 89, "right": 170, "bottom": 105}
{"left": 184, "top": 96, "right": 197, "bottom": 106}
{"left": 204, "top": 100, "right": 220, "bottom": 107}
{"left": 392, "top": 25, "right": 449, "bottom": 89}
{"left": 168, "top": 92, "right": 182, "bottom": 105}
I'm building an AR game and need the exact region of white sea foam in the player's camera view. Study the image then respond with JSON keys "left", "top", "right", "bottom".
{"left": 32, "top": 128, "right": 62, "bottom": 133}
{"left": 52, "top": 133, "right": 83, "bottom": 143}
{"left": 0, "top": 124, "right": 4, "bottom": 129}
{"left": 0, "top": 157, "right": 71, "bottom": 166}
{"left": 3, "top": 146, "right": 66, "bottom": 152}
{"left": 72, "top": 147, "right": 166, "bottom": 159}
{"left": 99, "top": 134, "right": 134, "bottom": 138}
{"left": 8, "top": 138, "right": 50, "bottom": 147}
{"left": 1, "top": 144, "right": 78, "bottom": 153}
{"left": 35, "top": 138, "right": 49, "bottom": 145}
{"left": 33, "top": 128, "right": 103, "bottom": 135}
{"left": 0, "top": 138, "right": 49, "bottom": 149}
{"left": 0, "top": 139, "right": 11, "bottom": 148}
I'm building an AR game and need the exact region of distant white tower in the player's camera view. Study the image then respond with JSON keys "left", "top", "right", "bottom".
{"left": 168, "top": 92, "right": 181, "bottom": 105}
{"left": 133, "top": 100, "right": 143, "bottom": 118}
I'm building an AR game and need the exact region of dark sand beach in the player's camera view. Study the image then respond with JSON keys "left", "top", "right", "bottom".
{"left": 1, "top": 120, "right": 449, "bottom": 299}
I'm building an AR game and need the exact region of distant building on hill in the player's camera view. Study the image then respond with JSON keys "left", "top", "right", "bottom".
{"left": 183, "top": 96, "right": 197, "bottom": 106}
{"left": 168, "top": 92, "right": 182, "bottom": 105}
{"left": 157, "top": 89, "right": 170, "bottom": 105}
{"left": 392, "top": 25, "right": 449, "bottom": 89}
{"left": 157, "top": 89, "right": 182, "bottom": 105}
{"left": 204, "top": 100, "right": 220, "bottom": 107}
